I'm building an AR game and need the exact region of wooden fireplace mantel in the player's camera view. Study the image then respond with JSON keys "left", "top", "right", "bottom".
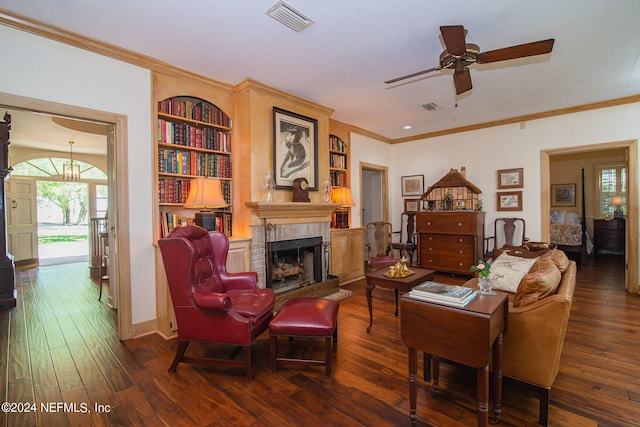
{"left": 245, "top": 202, "right": 340, "bottom": 223}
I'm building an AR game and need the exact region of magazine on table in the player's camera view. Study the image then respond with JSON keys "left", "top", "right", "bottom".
{"left": 408, "top": 286, "right": 477, "bottom": 307}
{"left": 410, "top": 281, "right": 475, "bottom": 302}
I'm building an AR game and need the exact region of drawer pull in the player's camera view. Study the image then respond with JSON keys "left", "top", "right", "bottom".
{"left": 427, "top": 221, "right": 431, "bottom": 226}
{"left": 459, "top": 250, "right": 464, "bottom": 254}
{"left": 458, "top": 238, "right": 464, "bottom": 242}
{"left": 457, "top": 222, "right": 463, "bottom": 227}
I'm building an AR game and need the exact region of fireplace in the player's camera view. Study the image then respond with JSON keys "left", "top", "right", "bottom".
{"left": 246, "top": 202, "right": 341, "bottom": 309}
{"left": 267, "top": 236, "right": 322, "bottom": 295}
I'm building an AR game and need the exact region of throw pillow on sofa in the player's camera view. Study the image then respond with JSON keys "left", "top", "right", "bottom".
{"left": 490, "top": 252, "right": 540, "bottom": 293}
{"left": 531, "top": 248, "right": 570, "bottom": 273}
{"left": 513, "top": 257, "right": 562, "bottom": 307}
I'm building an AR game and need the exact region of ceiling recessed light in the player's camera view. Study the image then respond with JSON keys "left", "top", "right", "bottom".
{"left": 402, "top": 125, "right": 413, "bottom": 130}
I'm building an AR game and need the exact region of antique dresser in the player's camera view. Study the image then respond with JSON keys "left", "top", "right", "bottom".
{"left": 416, "top": 211, "right": 485, "bottom": 275}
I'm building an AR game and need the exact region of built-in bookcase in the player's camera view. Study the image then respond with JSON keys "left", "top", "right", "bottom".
{"left": 329, "top": 134, "right": 348, "bottom": 187}
{"left": 156, "top": 96, "right": 232, "bottom": 237}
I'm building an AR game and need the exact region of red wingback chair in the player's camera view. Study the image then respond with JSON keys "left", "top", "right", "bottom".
{"left": 158, "top": 225, "right": 275, "bottom": 380}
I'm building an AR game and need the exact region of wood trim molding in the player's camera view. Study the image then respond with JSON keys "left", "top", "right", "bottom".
{"left": 245, "top": 202, "right": 339, "bottom": 224}
{"left": 233, "top": 79, "right": 335, "bottom": 117}
{"left": 393, "top": 95, "right": 640, "bottom": 144}
{"left": 3, "top": 8, "right": 638, "bottom": 147}
{"left": 0, "top": 8, "right": 233, "bottom": 93}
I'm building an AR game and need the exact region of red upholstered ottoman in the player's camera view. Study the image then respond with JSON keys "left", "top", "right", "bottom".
{"left": 269, "top": 297, "right": 339, "bottom": 377}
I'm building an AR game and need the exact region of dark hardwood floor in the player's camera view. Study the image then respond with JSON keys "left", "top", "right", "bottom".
{"left": 1, "top": 254, "right": 638, "bottom": 426}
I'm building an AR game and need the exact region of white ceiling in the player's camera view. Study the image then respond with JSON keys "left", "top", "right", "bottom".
{"left": 2, "top": 0, "right": 640, "bottom": 154}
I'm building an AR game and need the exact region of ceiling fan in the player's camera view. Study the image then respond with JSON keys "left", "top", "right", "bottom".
{"left": 385, "top": 25, "right": 554, "bottom": 95}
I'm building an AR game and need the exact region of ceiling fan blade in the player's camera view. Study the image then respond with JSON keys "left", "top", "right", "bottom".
{"left": 476, "top": 39, "right": 555, "bottom": 64}
{"left": 384, "top": 66, "right": 441, "bottom": 84}
{"left": 440, "top": 25, "right": 466, "bottom": 56}
{"left": 454, "top": 69, "right": 472, "bottom": 95}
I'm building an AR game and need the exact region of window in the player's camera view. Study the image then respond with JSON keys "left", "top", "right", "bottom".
{"left": 598, "top": 164, "right": 626, "bottom": 217}
{"left": 13, "top": 158, "right": 106, "bottom": 180}
{"left": 96, "top": 184, "right": 108, "bottom": 218}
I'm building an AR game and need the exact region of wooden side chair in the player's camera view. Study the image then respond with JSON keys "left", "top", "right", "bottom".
{"left": 391, "top": 212, "right": 417, "bottom": 266}
{"left": 365, "top": 221, "right": 400, "bottom": 272}
{"left": 484, "top": 217, "right": 526, "bottom": 260}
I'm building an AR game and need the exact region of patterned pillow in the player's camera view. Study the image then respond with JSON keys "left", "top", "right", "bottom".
{"left": 490, "top": 252, "right": 540, "bottom": 293}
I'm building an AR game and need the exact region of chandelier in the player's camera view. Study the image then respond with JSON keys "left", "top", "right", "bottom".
{"left": 63, "top": 140, "right": 80, "bottom": 181}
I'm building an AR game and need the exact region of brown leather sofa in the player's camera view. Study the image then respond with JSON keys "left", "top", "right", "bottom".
{"left": 483, "top": 245, "right": 577, "bottom": 426}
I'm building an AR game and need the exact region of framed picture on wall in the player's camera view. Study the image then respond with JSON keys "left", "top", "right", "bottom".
{"left": 497, "top": 191, "right": 523, "bottom": 211}
{"left": 401, "top": 175, "right": 424, "bottom": 197}
{"left": 497, "top": 168, "right": 524, "bottom": 189}
{"left": 273, "top": 107, "right": 318, "bottom": 190}
{"left": 404, "top": 199, "right": 420, "bottom": 213}
{"left": 551, "top": 183, "right": 576, "bottom": 207}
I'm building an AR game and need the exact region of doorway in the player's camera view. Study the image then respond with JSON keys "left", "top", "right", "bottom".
{"left": 0, "top": 92, "right": 133, "bottom": 339}
{"left": 360, "top": 162, "right": 389, "bottom": 225}
{"left": 37, "top": 180, "right": 90, "bottom": 266}
{"left": 541, "top": 140, "right": 638, "bottom": 293}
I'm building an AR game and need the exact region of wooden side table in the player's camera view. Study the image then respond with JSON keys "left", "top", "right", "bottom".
{"left": 400, "top": 291, "right": 508, "bottom": 426}
{"left": 365, "top": 267, "right": 434, "bottom": 333}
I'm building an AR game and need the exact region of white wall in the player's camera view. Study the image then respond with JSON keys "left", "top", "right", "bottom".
{"left": 351, "top": 103, "right": 640, "bottom": 281}
{"left": 0, "top": 25, "right": 155, "bottom": 325}
{"left": 386, "top": 104, "right": 640, "bottom": 238}
{"left": 350, "top": 133, "right": 392, "bottom": 227}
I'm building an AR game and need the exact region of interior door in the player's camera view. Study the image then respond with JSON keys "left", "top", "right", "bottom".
{"left": 6, "top": 177, "right": 38, "bottom": 262}
{"left": 362, "top": 168, "right": 383, "bottom": 225}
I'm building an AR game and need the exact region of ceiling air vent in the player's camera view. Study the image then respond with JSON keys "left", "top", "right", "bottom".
{"left": 266, "top": 1, "right": 314, "bottom": 32}
{"left": 422, "top": 102, "right": 442, "bottom": 111}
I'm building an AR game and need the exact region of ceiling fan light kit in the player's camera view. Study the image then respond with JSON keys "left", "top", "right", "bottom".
{"left": 386, "top": 25, "right": 555, "bottom": 96}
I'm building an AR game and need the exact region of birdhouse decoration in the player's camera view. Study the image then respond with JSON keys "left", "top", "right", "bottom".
{"left": 420, "top": 168, "right": 482, "bottom": 211}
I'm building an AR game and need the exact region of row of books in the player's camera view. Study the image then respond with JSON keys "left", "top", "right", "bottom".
{"left": 158, "top": 119, "right": 232, "bottom": 152}
{"left": 329, "top": 152, "right": 347, "bottom": 169}
{"left": 329, "top": 135, "right": 346, "bottom": 152}
{"left": 158, "top": 149, "right": 231, "bottom": 178}
{"left": 408, "top": 281, "right": 477, "bottom": 307}
{"left": 159, "top": 211, "right": 232, "bottom": 238}
{"left": 330, "top": 170, "right": 348, "bottom": 187}
{"left": 157, "top": 98, "right": 232, "bottom": 128}
{"left": 159, "top": 178, "right": 190, "bottom": 204}
{"left": 159, "top": 178, "right": 231, "bottom": 204}
{"left": 160, "top": 212, "right": 194, "bottom": 238}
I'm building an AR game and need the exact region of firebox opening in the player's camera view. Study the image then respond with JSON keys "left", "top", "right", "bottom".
{"left": 267, "top": 236, "right": 322, "bottom": 295}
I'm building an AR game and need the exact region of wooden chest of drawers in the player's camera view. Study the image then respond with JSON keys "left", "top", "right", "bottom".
{"left": 593, "top": 218, "right": 625, "bottom": 254}
{"left": 416, "top": 211, "right": 485, "bottom": 275}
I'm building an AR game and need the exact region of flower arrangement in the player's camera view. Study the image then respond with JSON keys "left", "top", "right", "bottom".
{"left": 470, "top": 260, "right": 491, "bottom": 278}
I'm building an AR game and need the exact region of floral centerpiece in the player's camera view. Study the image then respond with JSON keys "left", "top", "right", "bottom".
{"left": 470, "top": 260, "right": 493, "bottom": 294}
{"left": 470, "top": 260, "right": 491, "bottom": 278}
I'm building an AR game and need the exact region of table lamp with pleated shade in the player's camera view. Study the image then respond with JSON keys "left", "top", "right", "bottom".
{"left": 330, "top": 187, "right": 355, "bottom": 229}
{"left": 184, "top": 177, "right": 228, "bottom": 231}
